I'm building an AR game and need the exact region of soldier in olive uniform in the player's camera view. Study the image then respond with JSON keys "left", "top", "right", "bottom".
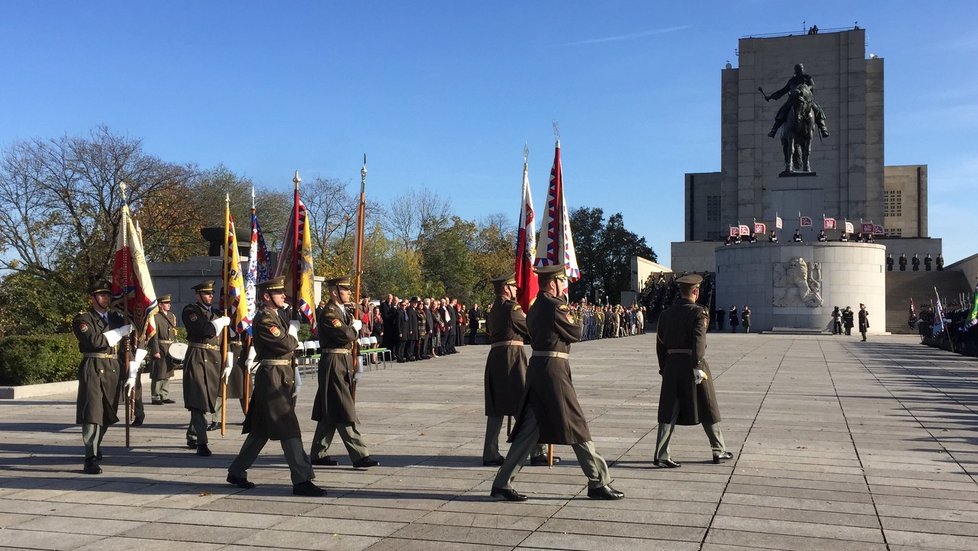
{"left": 482, "top": 274, "right": 551, "bottom": 466}
{"left": 150, "top": 294, "right": 178, "bottom": 405}
{"left": 73, "top": 281, "right": 132, "bottom": 474}
{"left": 182, "top": 280, "right": 231, "bottom": 456}
{"left": 653, "top": 274, "right": 733, "bottom": 468}
{"left": 490, "top": 265, "right": 623, "bottom": 501}
{"left": 310, "top": 276, "right": 379, "bottom": 468}
{"left": 227, "top": 277, "right": 326, "bottom": 497}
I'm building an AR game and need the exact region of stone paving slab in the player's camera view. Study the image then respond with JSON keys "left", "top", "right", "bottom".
{"left": 2, "top": 333, "right": 978, "bottom": 549}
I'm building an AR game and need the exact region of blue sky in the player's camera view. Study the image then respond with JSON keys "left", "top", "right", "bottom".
{"left": 1, "top": 1, "right": 976, "bottom": 263}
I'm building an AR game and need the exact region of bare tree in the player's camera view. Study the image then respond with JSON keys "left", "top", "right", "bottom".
{"left": 385, "top": 187, "right": 453, "bottom": 252}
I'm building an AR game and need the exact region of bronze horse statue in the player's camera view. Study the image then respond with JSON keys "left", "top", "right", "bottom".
{"left": 780, "top": 83, "right": 815, "bottom": 173}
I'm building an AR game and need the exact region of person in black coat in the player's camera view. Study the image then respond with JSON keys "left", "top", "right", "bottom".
{"left": 728, "top": 306, "right": 739, "bottom": 333}
{"left": 654, "top": 274, "right": 733, "bottom": 467}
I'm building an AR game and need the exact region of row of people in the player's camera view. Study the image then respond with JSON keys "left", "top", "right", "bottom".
{"left": 578, "top": 303, "right": 647, "bottom": 340}
{"left": 712, "top": 305, "right": 751, "bottom": 332}
{"left": 887, "top": 252, "right": 945, "bottom": 272}
{"left": 725, "top": 229, "right": 879, "bottom": 245}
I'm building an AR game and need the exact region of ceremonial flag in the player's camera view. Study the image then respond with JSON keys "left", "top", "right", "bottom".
{"left": 514, "top": 151, "right": 539, "bottom": 311}
{"left": 535, "top": 139, "right": 580, "bottom": 282}
{"left": 739, "top": 224, "right": 751, "bottom": 236}
{"left": 799, "top": 215, "right": 813, "bottom": 227}
{"left": 845, "top": 221, "right": 854, "bottom": 234}
{"left": 754, "top": 222, "right": 767, "bottom": 234}
{"left": 873, "top": 224, "right": 885, "bottom": 236}
{"left": 964, "top": 280, "right": 978, "bottom": 331}
{"left": 221, "top": 199, "right": 248, "bottom": 334}
{"left": 861, "top": 222, "right": 874, "bottom": 234}
{"left": 775, "top": 214, "right": 783, "bottom": 229}
{"left": 823, "top": 216, "right": 837, "bottom": 230}
{"left": 244, "top": 202, "right": 271, "bottom": 335}
{"left": 111, "top": 203, "right": 158, "bottom": 340}
{"left": 276, "top": 176, "right": 317, "bottom": 334}
{"left": 933, "top": 287, "right": 946, "bottom": 337}
{"left": 729, "top": 225, "right": 740, "bottom": 237}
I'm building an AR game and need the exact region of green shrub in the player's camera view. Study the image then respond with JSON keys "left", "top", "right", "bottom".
{"left": 0, "top": 334, "right": 81, "bottom": 385}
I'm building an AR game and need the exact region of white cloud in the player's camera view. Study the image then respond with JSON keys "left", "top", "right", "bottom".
{"left": 555, "top": 25, "right": 691, "bottom": 47}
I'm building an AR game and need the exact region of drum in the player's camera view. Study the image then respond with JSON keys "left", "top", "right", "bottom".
{"left": 167, "top": 342, "right": 188, "bottom": 364}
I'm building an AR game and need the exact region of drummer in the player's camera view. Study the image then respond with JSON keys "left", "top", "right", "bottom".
{"left": 150, "top": 294, "right": 179, "bottom": 405}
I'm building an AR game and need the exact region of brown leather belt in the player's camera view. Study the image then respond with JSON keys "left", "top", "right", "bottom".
{"left": 323, "top": 348, "right": 352, "bottom": 355}
{"left": 159, "top": 339, "right": 174, "bottom": 344}
{"left": 491, "top": 340, "right": 525, "bottom": 348}
{"left": 531, "top": 351, "right": 569, "bottom": 359}
{"left": 83, "top": 353, "right": 116, "bottom": 359}
{"left": 260, "top": 359, "right": 292, "bottom": 366}
{"left": 667, "top": 349, "right": 692, "bottom": 354}
{"left": 188, "top": 343, "right": 220, "bottom": 351}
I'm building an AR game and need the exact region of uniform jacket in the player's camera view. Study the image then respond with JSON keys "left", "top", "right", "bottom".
{"left": 484, "top": 297, "right": 530, "bottom": 417}
{"left": 182, "top": 302, "right": 222, "bottom": 412}
{"left": 313, "top": 301, "right": 359, "bottom": 424}
{"left": 858, "top": 309, "right": 870, "bottom": 332}
{"left": 73, "top": 308, "right": 125, "bottom": 425}
{"left": 656, "top": 298, "right": 722, "bottom": 426}
{"left": 243, "top": 305, "right": 301, "bottom": 440}
{"left": 149, "top": 310, "right": 178, "bottom": 380}
{"left": 510, "top": 291, "right": 591, "bottom": 445}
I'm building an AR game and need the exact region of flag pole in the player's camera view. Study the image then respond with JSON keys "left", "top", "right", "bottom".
{"left": 119, "top": 182, "right": 132, "bottom": 449}
{"left": 244, "top": 188, "right": 255, "bottom": 414}
{"left": 290, "top": 171, "right": 301, "bottom": 407}
{"left": 220, "top": 194, "right": 230, "bottom": 436}
{"left": 352, "top": 155, "right": 367, "bottom": 403}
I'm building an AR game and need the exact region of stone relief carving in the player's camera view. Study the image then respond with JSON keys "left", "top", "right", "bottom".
{"left": 772, "top": 257, "right": 823, "bottom": 307}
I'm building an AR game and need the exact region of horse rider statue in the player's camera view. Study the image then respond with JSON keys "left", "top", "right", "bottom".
{"left": 761, "top": 63, "right": 830, "bottom": 139}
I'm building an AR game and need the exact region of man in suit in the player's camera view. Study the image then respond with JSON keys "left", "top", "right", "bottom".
{"left": 654, "top": 274, "right": 733, "bottom": 468}
{"left": 490, "top": 266, "right": 623, "bottom": 502}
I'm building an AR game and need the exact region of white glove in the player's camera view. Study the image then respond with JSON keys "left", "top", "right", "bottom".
{"left": 351, "top": 319, "right": 363, "bottom": 332}
{"left": 247, "top": 346, "right": 259, "bottom": 374}
{"left": 211, "top": 316, "right": 232, "bottom": 333}
{"left": 694, "top": 368, "right": 708, "bottom": 385}
{"left": 222, "top": 351, "right": 234, "bottom": 381}
{"left": 125, "top": 360, "right": 139, "bottom": 392}
{"left": 293, "top": 368, "right": 302, "bottom": 399}
{"left": 288, "top": 320, "right": 300, "bottom": 339}
{"left": 133, "top": 348, "right": 148, "bottom": 366}
{"left": 103, "top": 324, "right": 133, "bottom": 347}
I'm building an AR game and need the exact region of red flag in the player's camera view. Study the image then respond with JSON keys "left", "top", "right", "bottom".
{"left": 275, "top": 174, "right": 317, "bottom": 334}
{"left": 514, "top": 153, "right": 539, "bottom": 311}
{"left": 111, "top": 204, "right": 158, "bottom": 340}
{"left": 753, "top": 222, "right": 767, "bottom": 234}
{"left": 535, "top": 140, "right": 580, "bottom": 281}
{"left": 729, "top": 226, "right": 740, "bottom": 237}
{"left": 823, "top": 217, "right": 837, "bottom": 230}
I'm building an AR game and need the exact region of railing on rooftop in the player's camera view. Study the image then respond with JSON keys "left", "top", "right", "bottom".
{"left": 740, "top": 26, "right": 861, "bottom": 39}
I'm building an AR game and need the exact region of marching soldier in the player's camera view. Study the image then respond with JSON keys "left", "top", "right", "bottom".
{"left": 73, "top": 281, "right": 132, "bottom": 474}
{"left": 310, "top": 276, "right": 379, "bottom": 469}
{"left": 482, "top": 274, "right": 551, "bottom": 466}
{"left": 227, "top": 276, "right": 326, "bottom": 496}
{"left": 490, "top": 265, "right": 623, "bottom": 501}
{"left": 182, "top": 280, "right": 231, "bottom": 456}
{"left": 150, "top": 294, "right": 178, "bottom": 405}
{"left": 653, "top": 274, "right": 733, "bottom": 468}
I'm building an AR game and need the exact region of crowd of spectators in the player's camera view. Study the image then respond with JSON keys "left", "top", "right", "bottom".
{"left": 640, "top": 272, "right": 716, "bottom": 329}
{"left": 574, "top": 303, "right": 646, "bottom": 341}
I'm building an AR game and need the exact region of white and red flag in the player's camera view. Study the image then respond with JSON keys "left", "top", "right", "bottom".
{"left": 754, "top": 222, "right": 767, "bottom": 234}
{"left": 845, "top": 221, "right": 855, "bottom": 234}
{"left": 111, "top": 202, "right": 158, "bottom": 340}
{"left": 861, "top": 222, "right": 874, "bottom": 234}
{"left": 535, "top": 139, "right": 580, "bottom": 283}
{"left": 729, "top": 226, "right": 740, "bottom": 237}
{"left": 823, "top": 216, "right": 837, "bottom": 230}
{"left": 275, "top": 173, "right": 317, "bottom": 335}
{"left": 514, "top": 149, "right": 539, "bottom": 311}
{"left": 775, "top": 215, "right": 783, "bottom": 229}
{"left": 739, "top": 224, "right": 751, "bottom": 236}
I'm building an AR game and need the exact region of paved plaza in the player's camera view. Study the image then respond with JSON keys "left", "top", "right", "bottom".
{"left": 2, "top": 333, "right": 978, "bottom": 550}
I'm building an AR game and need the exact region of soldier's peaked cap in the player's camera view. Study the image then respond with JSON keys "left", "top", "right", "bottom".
{"left": 534, "top": 264, "right": 566, "bottom": 277}
{"left": 676, "top": 274, "right": 703, "bottom": 286}
{"left": 88, "top": 280, "right": 111, "bottom": 295}
{"left": 158, "top": 294, "right": 172, "bottom": 303}
{"left": 192, "top": 280, "right": 215, "bottom": 292}
{"left": 326, "top": 276, "right": 352, "bottom": 288}
{"left": 491, "top": 273, "right": 517, "bottom": 285}
{"left": 258, "top": 276, "right": 286, "bottom": 293}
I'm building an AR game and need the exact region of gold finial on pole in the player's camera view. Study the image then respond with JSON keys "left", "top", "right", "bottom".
{"left": 293, "top": 170, "right": 301, "bottom": 189}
